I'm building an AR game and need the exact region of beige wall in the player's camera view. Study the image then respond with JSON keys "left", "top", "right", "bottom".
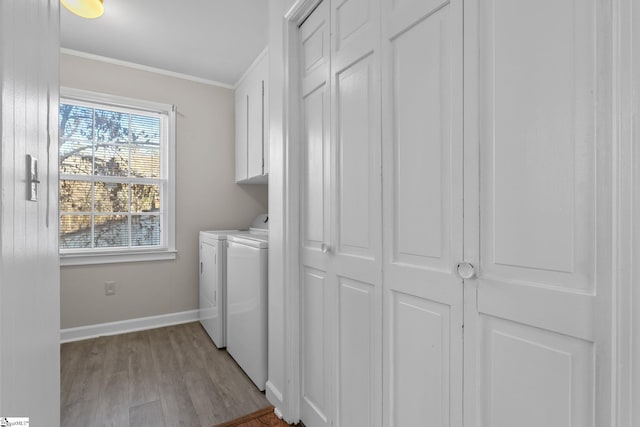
{"left": 60, "top": 53, "right": 268, "bottom": 329}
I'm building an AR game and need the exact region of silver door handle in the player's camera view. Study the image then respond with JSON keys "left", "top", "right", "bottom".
{"left": 321, "top": 243, "right": 331, "bottom": 253}
{"left": 456, "top": 262, "right": 476, "bottom": 279}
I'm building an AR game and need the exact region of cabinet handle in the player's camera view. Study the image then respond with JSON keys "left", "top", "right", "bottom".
{"left": 200, "top": 261, "right": 203, "bottom": 274}
{"left": 321, "top": 243, "right": 331, "bottom": 253}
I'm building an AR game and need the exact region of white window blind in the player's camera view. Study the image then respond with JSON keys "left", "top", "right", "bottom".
{"left": 59, "top": 88, "right": 176, "bottom": 265}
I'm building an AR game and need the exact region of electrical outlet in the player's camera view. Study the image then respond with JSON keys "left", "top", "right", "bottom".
{"left": 105, "top": 281, "right": 116, "bottom": 296}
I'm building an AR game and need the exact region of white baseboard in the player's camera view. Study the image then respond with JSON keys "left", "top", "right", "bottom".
{"left": 60, "top": 309, "right": 200, "bottom": 343}
{"left": 265, "top": 380, "right": 284, "bottom": 409}
{"left": 273, "top": 406, "right": 284, "bottom": 420}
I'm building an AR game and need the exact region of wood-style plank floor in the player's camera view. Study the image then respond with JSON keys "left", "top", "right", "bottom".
{"left": 61, "top": 322, "right": 270, "bottom": 427}
{"left": 214, "top": 406, "right": 300, "bottom": 427}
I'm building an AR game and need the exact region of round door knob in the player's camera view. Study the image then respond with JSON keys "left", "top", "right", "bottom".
{"left": 321, "top": 243, "right": 331, "bottom": 253}
{"left": 456, "top": 262, "right": 476, "bottom": 279}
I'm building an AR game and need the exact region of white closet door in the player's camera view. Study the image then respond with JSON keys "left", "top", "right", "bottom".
{"left": 300, "top": 2, "right": 333, "bottom": 426}
{"left": 464, "top": 0, "right": 613, "bottom": 426}
{"left": 381, "top": 0, "right": 464, "bottom": 426}
{"left": 300, "top": 0, "right": 383, "bottom": 426}
{"left": 329, "top": 0, "right": 382, "bottom": 425}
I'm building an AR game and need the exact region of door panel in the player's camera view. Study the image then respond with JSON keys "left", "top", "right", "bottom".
{"left": 336, "top": 55, "right": 375, "bottom": 258}
{"left": 300, "top": 0, "right": 383, "bottom": 426}
{"left": 300, "top": 3, "right": 333, "bottom": 427}
{"left": 391, "top": 292, "right": 452, "bottom": 427}
{"left": 338, "top": 278, "right": 375, "bottom": 427}
{"left": 302, "top": 86, "right": 328, "bottom": 247}
{"left": 335, "top": 0, "right": 369, "bottom": 48}
{"left": 482, "top": 0, "right": 596, "bottom": 291}
{"left": 302, "top": 267, "right": 330, "bottom": 423}
{"left": 391, "top": 9, "right": 451, "bottom": 270}
{"left": 382, "top": 0, "right": 463, "bottom": 426}
{"left": 480, "top": 316, "right": 593, "bottom": 427}
{"left": 331, "top": 0, "right": 382, "bottom": 425}
{"left": 465, "top": 0, "right": 613, "bottom": 426}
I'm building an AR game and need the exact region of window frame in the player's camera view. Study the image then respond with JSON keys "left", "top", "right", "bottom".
{"left": 59, "top": 87, "right": 177, "bottom": 266}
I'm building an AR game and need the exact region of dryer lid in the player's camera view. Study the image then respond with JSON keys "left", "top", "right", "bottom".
{"left": 228, "top": 234, "right": 268, "bottom": 249}
{"left": 249, "top": 213, "right": 269, "bottom": 231}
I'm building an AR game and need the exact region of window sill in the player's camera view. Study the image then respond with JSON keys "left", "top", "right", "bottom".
{"left": 60, "top": 249, "right": 177, "bottom": 266}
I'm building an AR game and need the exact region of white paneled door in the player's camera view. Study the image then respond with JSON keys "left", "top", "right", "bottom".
{"left": 463, "top": 0, "right": 612, "bottom": 426}
{"left": 381, "top": 0, "right": 464, "bottom": 426}
{"left": 298, "top": 0, "right": 612, "bottom": 426}
{"left": 300, "top": 2, "right": 333, "bottom": 425}
{"left": 380, "top": 0, "right": 611, "bottom": 426}
{"left": 299, "top": 0, "right": 382, "bottom": 426}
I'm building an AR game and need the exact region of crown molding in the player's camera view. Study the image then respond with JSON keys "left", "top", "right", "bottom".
{"left": 60, "top": 48, "right": 234, "bottom": 89}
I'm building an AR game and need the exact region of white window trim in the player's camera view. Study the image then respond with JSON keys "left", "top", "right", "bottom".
{"left": 59, "top": 87, "right": 177, "bottom": 266}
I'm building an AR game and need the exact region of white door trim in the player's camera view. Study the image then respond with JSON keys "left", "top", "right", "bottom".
{"left": 281, "top": 0, "right": 325, "bottom": 423}
{"left": 615, "top": 0, "right": 638, "bottom": 425}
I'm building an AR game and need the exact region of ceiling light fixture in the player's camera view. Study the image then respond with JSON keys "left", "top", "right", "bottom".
{"left": 61, "top": 0, "right": 104, "bottom": 19}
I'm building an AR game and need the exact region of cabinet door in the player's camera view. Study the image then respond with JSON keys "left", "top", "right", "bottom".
{"left": 247, "top": 76, "right": 264, "bottom": 178}
{"left": 263, "top": 62, "right": 269, "bottom": 175}
{"left": 464, "top": 0, "right": 613, "bottom": 426}
{"left": 381, "top": 0, "right": 464, "bottom": 426}
{"left": 235, "top": 83, "right": 248, "bottom": 182}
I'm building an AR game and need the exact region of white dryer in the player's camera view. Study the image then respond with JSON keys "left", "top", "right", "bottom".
{"left": 198, "top": 214, "right": 268, "bottom": 348}
{"left": 226, "top": 230, "right": 269, "bottom": 391}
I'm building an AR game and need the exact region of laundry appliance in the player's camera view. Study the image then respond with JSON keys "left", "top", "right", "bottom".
{"left": 226, "top": 229, "right": 269, "bottom": 390}
{"left": 198, "top": 213, "right": 268, "bottom": 348}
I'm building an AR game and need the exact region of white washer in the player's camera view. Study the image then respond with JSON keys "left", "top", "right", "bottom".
{"left": 226, "top": 231, "right": 268, "bottom": 391}
{"left": 199, "top": 214, "right": 268, "bottom": 348}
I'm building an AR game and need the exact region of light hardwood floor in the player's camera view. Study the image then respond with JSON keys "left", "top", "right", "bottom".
{"left": 61, "top": 322, "right": 270, "bottom": 427}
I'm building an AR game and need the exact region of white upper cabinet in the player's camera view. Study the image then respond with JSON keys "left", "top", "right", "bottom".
{"left": 236, "top": 48, "right": 269, "bottom": 184}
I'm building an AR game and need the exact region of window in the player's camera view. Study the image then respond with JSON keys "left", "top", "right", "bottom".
{"left": 59, "top": 88, "right": 176, "bottom": 265}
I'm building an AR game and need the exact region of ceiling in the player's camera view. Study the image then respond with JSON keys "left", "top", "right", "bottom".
{"left": 60, "top": 0, "right": 269, "bottom": 87}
